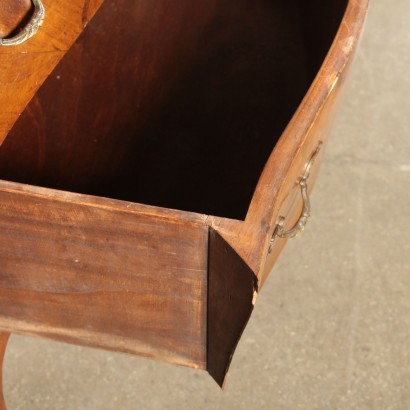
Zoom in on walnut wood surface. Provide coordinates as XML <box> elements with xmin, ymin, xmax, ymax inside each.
<box><xmin>0</xmin><ymin>0</ymin><xmax>32</xmax><ymax>38</ymax></box>
<box><xmin>0</xmin><ymin>181</ymin><xmax>208</xmax><ymax>368</ymax></box>
<box><xmin>0</xmin><ymin>0</ymin><xmax>104</xmax><ymax>145</ymax></box>
<box><xmin>0</xmin><ymin>0</ymin><xmax>369</xmax><ymax>390</ymax></box>
<box><xmin>0</xmin><ymin>0</ymin><xmax>311</xmax><ymax>220</ymax></box>
<box><xmin>0</xmin><ymin>333</ymin><xmax>9</xmax><ymax>410</ymax></box>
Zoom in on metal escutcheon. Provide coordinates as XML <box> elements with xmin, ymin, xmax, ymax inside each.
<box><xmin>269</xmin><ymin>142</ymin><xmax>323</xmax><ymax>253</ymax></box>
<box><xmin>0</xmin><ymin>0</ymin><xmax>45</xmax><ymax>46</ymax></box>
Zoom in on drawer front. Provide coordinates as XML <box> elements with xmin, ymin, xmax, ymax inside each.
<box><xmin>260</xmin><ymin>75</ymin><xmax>346</xmax><ymax>285</ymax></box>
<box><xmin>208</xmin><ymin>0</ymin><xmax>368</xmax><ymax>287</ymax></box>
<box><xmin>261</xmin><ymin>139</ymin><xmax>327</xmax><ymax>286</ymax></box>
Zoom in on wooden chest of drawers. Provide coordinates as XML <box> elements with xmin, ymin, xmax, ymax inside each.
<box><xmin>0</xmin><ymin>0</ymin><xmax>368</xmax><ymax>402</ymax></box>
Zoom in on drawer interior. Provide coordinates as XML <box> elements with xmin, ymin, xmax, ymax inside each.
<box><xmin>0</xmin><ymin>0</ymin><xmax>347</xmax><ymax>220</ymax></box>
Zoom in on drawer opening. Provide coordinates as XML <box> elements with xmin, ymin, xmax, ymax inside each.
<box><xmin>0</xmin><ymin>0</ymin><xmax>347</xmax><ymax>220</ymax></box>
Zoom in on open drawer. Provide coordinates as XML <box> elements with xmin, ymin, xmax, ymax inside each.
<box><xmin>0</xmin><ymin>0</ymin><xmax>368</xmax><ymax>391</ymax></box>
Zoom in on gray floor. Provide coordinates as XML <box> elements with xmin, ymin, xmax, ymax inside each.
<box><xmin>4</xmin><ymin>1</ymin><xmax>410</xmax><ymax>409</ymax></box>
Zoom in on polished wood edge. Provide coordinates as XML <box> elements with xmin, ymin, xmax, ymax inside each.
<box><xmin>0</xmin><ymin>323</ymin><xmax>206</xmax><ymax>370</ymax></box>
<box><xmin>0</xmin><ymin>332</ymin><xmax>10</xmax><ymax>410</ymax></box>
<box><xmin>207</xmin><ymin>229</ymin><xmax>257</xmax><ymax>388</ymax></box>
<box><xmin>0</xmin><ymin>179</ymin><xmax>208</xmax><ymax>225</ymax></box>
<box><xmin>248</xmin><ymin>0</ymin><xmax>370</xmax><ymax>222</ymax></box>
<box><xmin>210</xmin><ymin>0</ymin><xmax>370</xmax><ymax>278</ymax></box>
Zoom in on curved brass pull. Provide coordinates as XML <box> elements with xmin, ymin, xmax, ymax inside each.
<box><xmin>269</xmin><ymin>142</ymin><xmax>322</xmax><ymax>252</ymax></box>
<box><xmin>0</xmin><ymin>0</ymin><xmax>45</xmax><ymax>46</ymax></box>
<box><xmin>275</xmin><ymin>178</ymin><xmax>311</xmax><ymax>239</ymax></box>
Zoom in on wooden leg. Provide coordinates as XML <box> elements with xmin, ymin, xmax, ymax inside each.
<box><xmin>0</xmin><ymin>333</ymin><xmax>10</xmax><ymax>410</ymax></box>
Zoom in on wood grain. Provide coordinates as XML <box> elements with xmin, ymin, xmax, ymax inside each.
<box><xmin>210</xmin><ymin>0</ymin><xmax>369</xmax><ymax>283</ymax></box>
<box><xmin>0</xmin><ymin>0</ymin><xmax>104</xmax><ymax>145</ymax></box>
<box><xmin>208</xmin><ymin>229</ymin><xmax>257</xmax><ymax>387</ymax></box>
<box><xmin>0</xmin><ymin>0</ymin><xmax>369</xmax><ymax>388</ymax></box>
<box><xmin>0</xmin><ymin>0</ymin><xmax>32</xmax><ymax>38</ymax></box>
<box><xmin>0</xmin><ymin>181</ymin><xmax>208</xmax><ymax>368</ymax></box>
<box><xmin>0</xmin><ymin>0</ymin><xmax>310</xmax><ymax>220</ymax></box>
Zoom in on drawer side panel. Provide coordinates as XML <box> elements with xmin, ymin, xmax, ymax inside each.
<box><xmin>0</xmin><ymin>185</ymin><xmax>208</xmax><ymax>368</ymax></box>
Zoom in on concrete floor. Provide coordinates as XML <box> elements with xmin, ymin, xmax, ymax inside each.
<box><xmin>4</xmin><ymin>1</ymin><xmax>410</xmax><ymax>409</ymax></box>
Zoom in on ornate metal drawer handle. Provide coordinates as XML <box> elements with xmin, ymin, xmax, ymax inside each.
<box><xmin>269</xmin><ymin>142</ymin><xmax>323</xmax><ymax>252</ymax></box>
<box><xmin>0</xmin><ymin>0</ymin><xmax>45</xmax><ymax>46</ymax></box>
<box><xmin>275</xmin><ymin>178</ymin><xmax>311</xmax><ymax>240</ymax></box>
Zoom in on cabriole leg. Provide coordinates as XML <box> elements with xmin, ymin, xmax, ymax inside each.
<box><xmin>0</xmin><ymin>333</ymin><xmax>10</xmax><ymax>410</ymax></box>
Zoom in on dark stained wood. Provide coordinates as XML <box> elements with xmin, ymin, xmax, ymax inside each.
<box><xmin>0</xmin><ymin>0</ymin><xmax>369</xmax><ymax>391</ymax></box>
<box><xmin>0</xmin><ymin>0</ymin><xmax>32</xmax><ymax>38</ymax></box>
<box><xmin>0</xmin><ymin>181</ymin><xmax>208</xmax><ymax>368</ymax></box>
<box><xmin>299</xmin><ymin>1</ymin><xmax>350</xmax><ymax>80</ymax></box>
<box><xmin>0</xmin><ymin>332</ymin><xmax>9</xmax><ymax>410</ymax></box>
<box><xmin>208</xmin><ymin>229</ymin><xmax>257</xmax><ymax>387</ymax></box>
<box><xmin>0</xmin><ymin>0</ymin><xmax>312</xmax><ymax>220</ymax></box>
